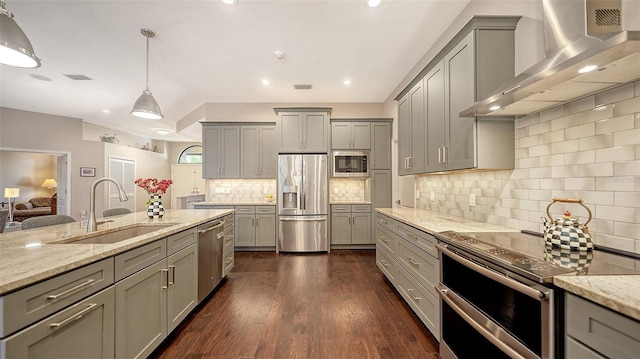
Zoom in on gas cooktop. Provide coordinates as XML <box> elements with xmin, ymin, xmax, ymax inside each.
<box><xmin>435</xmin><ymin>230</ymin><xmax>640</xmax><ymax>284</ymax></box>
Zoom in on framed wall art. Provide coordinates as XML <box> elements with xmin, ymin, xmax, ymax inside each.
<box><xmin>80</xmin><ymin>167</ymin><xmax>96</xmax><ymax>177</ymax></box>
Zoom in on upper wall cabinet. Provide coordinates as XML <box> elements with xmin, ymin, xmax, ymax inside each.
<box><xmin>202</xmin><ymin>124</ymin><xmax>240</xmax><ymax>179</ymax></box>
<box><xmin>241</xmin><ymin>125</ymin><xmax>277</xmax><ymax>178</ymax></box>
<box><xmin>397</xmin><ymin>16</ymin><xmax>519</xmax><ymax>175</ymax></box>
<box><xmin>275</xmin><ymin>108</ymin><xmax>331</xmax><ymax>153</ymax></box>
<box><xmin>331</xmin><ymin>121</ymin><xmax>370</xmax><ymax>150</ymax></box>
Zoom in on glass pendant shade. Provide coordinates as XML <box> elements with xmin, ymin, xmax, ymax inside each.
<box><xmin>131</xmin><ymin>88</ymin><xmax>163</xmax><ymax>120</ymax></box>
<box><xmin>0</xmin><ymin>2</ymin><xmax>41</xmax><ymax>68</ymax></box>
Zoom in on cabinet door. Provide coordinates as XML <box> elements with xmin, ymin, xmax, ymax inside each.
<box><xmin>351</xmin><ymin>212</ymin><xmax>372</xmax><ymax>244</ymax></box>
<box><xmin>424</xmin><ymin>61</ymin><xmax>446</xmax><ymax>173</ymax></box>
<box><xmin>445</xmin><ymin>31</ymin><xmax>476</xmax><ymax>171</ymax></box>
<box><xmin>371</xmin><ymin>122</ymin><xmax>391</xmax><ymax>170</ymax></box>
<box><xmin>115</xmin><ymin>260</ymin><xmax>167</xmax><ymax>359</ymax></box>
<box><xmin>255</xmin><ymin>214</ymin><xmax>276</xmax><ymax>246</ymax></box>
<box><xmin>235</xmin><ymin>214</ymin><xmax>256</xmax><ymax>246</ymax></box>
<box><xmin>241</xmin><ymin>126</ymin><xmax>260</xmax><ymax>178</ymax></box>
<box><xmin>220</xmin><ymin>126</ymin><xmax>240</xmax><ymax>178</ymax></box>
<box><xmin>202</xmin><ymin>126</ymin><xmax>221</xmax><ymax>178</ymax></box>
<box><xmin>193</xmin><ymin>164</ymin><xmax>205</xmax><ymax>194</ymax></box>
<box><xmin>331</xmin><ymin>213</ymin><xmax>351</xmax><ymax>244</ymax></box>
<box><xmin>370</xmin><ymin>170</ymin><xmax>392</xmax><ymax>209</ymax></box>
<box><xmin>167</xmin><ymin>244</ymin><xmax>197</xmax><ymax>333</ymax></box>
<box><xmin>278</xmin><ymin>112</ymin><xmax>303</xmax><ymax>153</ymax></box>
<box><xmin>331</xmin><ymin>122</ymin><xmax>351</xmax><ymax>149</ymax></box>
<box><xmin>397</xmin><ymin>94</ymin><xmax>411</xmax><ymax>176</ymax></box>
<box><xmin>303</xmin><ymin>112</ymin><xmax>328</xmax><ymax>152</ymax></box>
<box><xmin>259</xmin><ymin>126</ymin><xmax>277</xmax><ymax>178</ymax></box>
<box><xmin>409</xmin><ymin>79</ymin><xmax>425</xmax><ymax>174</ymax></box>
<box><xmin>2</xmin><ymin>287</ymin><xmax>115</xmax><ymax>359</ymax></box>
<box><xmin>352</xmin><ymin>122</ymin><xmax>371</xmax><ymax>149</ymax></box>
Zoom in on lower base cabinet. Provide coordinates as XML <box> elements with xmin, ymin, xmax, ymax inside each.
<box><xmin>1</xmin><ymin>287</ymin><xmax>115</xmax><ymax>359</ymax></box>
<box><xmin>235</xmin><ymin>206</ymin><xmax>276</xmax><ymax>248</ymax></box>
<box><xmin>331</xmin><ymin>204</ymin><xmax>372</xmax><ymax>245</ymax></box>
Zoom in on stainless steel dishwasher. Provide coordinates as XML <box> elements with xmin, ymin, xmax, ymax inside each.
<box><xmin>197</xmin><ymin>220</ymin><xmax>224</xmax><ymax>303</ymax></box>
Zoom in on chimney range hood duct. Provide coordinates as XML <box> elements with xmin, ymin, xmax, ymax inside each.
<box><xmin>462</xmin><ymin>0</ymin><xmax>640</xmax><ymax>118</ymax></box>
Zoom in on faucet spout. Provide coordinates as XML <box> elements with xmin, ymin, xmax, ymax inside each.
<box><xmin>88</xmin><ymin>177</ymin><xmax>129</xmax><ymax>232</ymax></box>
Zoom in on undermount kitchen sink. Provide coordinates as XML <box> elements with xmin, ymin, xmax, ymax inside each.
<box><xmin>55</xmin><ymin>223</ymin><xmax>175</xmax><ymax>244</ymax></box>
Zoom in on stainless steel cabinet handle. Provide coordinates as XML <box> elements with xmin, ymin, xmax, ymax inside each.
<box><xmin>161</xmin><ymin>268</ymin><xmax>169</xmax><ymax>289</ymax></box>
<box><xmin>438</xmin><ymin>147</ymin><xmax>443</xmax><ymax>163</ymax></box>
<box><xmin>380</xmin><ymin>237</ymin><xmax>389</xmax><ymax>243</ymax></box>
<box><xmin>169</xmin><ymin>265</ymin><xmax>175</xmax><ymax>285</ymax></box>
<box><xmin>380</xmin><ymin>259</ymin><xmax>390</xmax><ymax>267</ymax></box>
<box><xmin>407</xmin><ymin>289</ymin><xmax>420</xmax><ymax>301</ymax></box>
<box><xmin>50</xmin><ymin>303</ymin><xmax>99</xmax><ymax>329</ymax></box>
<box><xmin>225</xmin><ymin>258</ymin><xmax>233</xmax><ymax>264</ymax></box>
<box><xmin>443</xmin><ymin>147</ymin><xmax>448</xmax><ymax>163</ymax></box>
<box><xmin>47</xmin><ymin>279</ymin><xmax>95</xmax><ymax>300</ymax></box>
<box><xmin>408</xmin><ymin>257</ymin><xmax>419</xmax><ymax>266</ymax></box>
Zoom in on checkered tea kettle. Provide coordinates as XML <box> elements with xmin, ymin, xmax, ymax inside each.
<box><xmin>543</xmin><ymin>198</ymin><xmax>593</xmax><ymax>251</ymax></box>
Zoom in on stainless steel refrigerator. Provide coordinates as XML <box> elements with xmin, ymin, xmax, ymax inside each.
<box><xmin>277</xmin><ymin>154</ymin><xmax>328</xmax><ymax>252</ymax></box>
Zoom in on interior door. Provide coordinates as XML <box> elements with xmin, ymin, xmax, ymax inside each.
<box><xmin>56</xmin><ymin>155</ymin><xmax>68</xmax><ymax>215</ymax></box>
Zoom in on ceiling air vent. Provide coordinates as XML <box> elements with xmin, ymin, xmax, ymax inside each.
<box><xmin>64</xmin><ymin>74</ymin><xmax>94</xmax><ymax>80</ymax></box>
<box><xmin>293</xmin><ymin>84</ymin><xmax>312</xmax><ymax>90</ymax></box>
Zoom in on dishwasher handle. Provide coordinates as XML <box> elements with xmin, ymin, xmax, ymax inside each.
<box><xmin>198</xmin><ymin>221</ymin><xmax>224</xmax><ymax>234</ymax></box>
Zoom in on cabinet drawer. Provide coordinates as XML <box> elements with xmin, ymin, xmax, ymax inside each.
<box><xmin>566</xmin><ymin>293</ymin><xmax>640</xmax><ymax>359</ymax></box>
<box><xmin>376</xmin><ymin>245</ymin><xmax>397</xmax><ymax>285</ymax></box>
<box><xmin>223</xmin><ymin>225</ymin><xmax>235</xmax><ymax>252</ymax></box>
<box><xmin>234</xmin><ymin>206</ymin><xmax>256</xmax><ymax>214</ymax></box>
<box><xmin>352</xmin><ymin>204</ymin><xmax>371</xmax><ymax>213</ymax></box>
<box><xmin>1</xmin><ymin>286</ymin><xmax>115</xmax><ymax>358</ymax></box>
<box><xmin>0</xmin><ymin>258</ymin><xmax>114</xmax><ymax>338</ymax></box>
<box><xmin>566</xmin><ymin>336</ymin><xmax>604</xmax><ymax>359</ymax></box>
<box><xmin>331</xmin><ymin>204</ymin><xmax>351</xmax><ymax>213</ymax></box>
<box><xmin>222</xmin><ymin>214</ymin><xmax>234</xmax><ymax>227</ymax></box>
<box><xmin>223</xmin><ymin>249</ymin><xmax>235</xmax><ymax>277</ymax></box>
<box><xmin>397</xmin><ymin>240</ymin><xmax>439</xmax><ymax>298</ymax></box>
<box><xmin>166</xmin><ymin>228</ymin><xmax>197</xmax><ymax>255</ymax></box>
<box><xmin>396</xmin><ymin>222</ymin><xmax>437</xmax><ymax>257</ymax></box>
<box><xmin>376</xmin><ymin>225</ymin><xmax>397</xmax><ymax>255</ymax></box>
<box><xmin>115</xmin><ymin>239</ymin><xmax>167</xmax><ymax>281</ymax></box>
<box><xmin>377</xmin><ymin>214</ymin><xmax>397</xmax><ymax>233</ymax></box>
<box><xmin>396</xmin><ymin>266</ymin><xmax>440</xmax><ymax>341</ymax></box>
<box><xmin>256</xmin><ymin>206</ymin><xmax>275</xmax><ymax>214</ymax></box>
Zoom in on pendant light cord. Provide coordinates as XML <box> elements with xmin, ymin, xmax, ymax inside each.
<box><xmin>141</xmin><ymin>28</ymin><xmax>155</xmax><ymax>91</ymax></box>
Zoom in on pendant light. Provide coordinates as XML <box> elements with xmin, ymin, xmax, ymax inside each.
<box><xmin>0</xmin><ymin>0</ymin><xmax>40</xmax><ymax>68</ymax></box>
<box><xmin>131</xmin><ymin>28</ymin><xmax>163</xmax><ymax>120</ymax></box>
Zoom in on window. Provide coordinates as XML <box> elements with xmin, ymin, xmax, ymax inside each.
<box><xmin>177</xmin><ymin>145</ymin><xmax>203</xmax><ymax>164</ymax></box>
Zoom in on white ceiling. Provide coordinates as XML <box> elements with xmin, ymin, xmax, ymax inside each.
<box><xmin>0</xmin><ymin>0</ymin><xmax>470</xmax><ymax>141</ymax></box>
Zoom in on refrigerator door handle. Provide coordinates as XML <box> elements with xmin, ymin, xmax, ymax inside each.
<box><xmin>279</xmin><ymin>216</ymin><xmax>327</xmax><ymax>222</ymax></box>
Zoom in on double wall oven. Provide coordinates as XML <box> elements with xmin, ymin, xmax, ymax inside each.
<box><xmin>435</xmin><ymin>230</ymin><xmax>639</xmax><ymax>359</ymax></box>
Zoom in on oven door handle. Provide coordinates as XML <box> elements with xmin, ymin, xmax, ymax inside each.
<box><xmin>438</xmin><ymin>285</ymin><xmax>536</xmax><ymax>359</ymax></box>
<box><xmin>436</xmin><ymin>243</ymin><xmax>549</xmax><ymax>301</ymax></box>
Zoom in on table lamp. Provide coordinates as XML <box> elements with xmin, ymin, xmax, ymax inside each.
<box><xmin>41</xmin><ymin>178</ymin><xmax>57</xmax><ymax>194</ymax></box>
<box><xmin>4</xmin><ymin>187</ymin><xmax>19</xmax><ymax>223</ymax></box>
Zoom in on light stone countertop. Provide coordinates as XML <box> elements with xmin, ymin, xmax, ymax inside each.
<box><xmin>331</xmin><ymin>201</ymin><xmax>372</xmax><ymax>205</ymax></box>
<box><xmin>0</xmin><ymin>209</ymin><xmax>233</xmax><ymax>295</ymax></box>
<box><xmin>554</xmin><ymin>275</ymin><xmax>640</xmax><ymax>321</ymax></box>
<box><xmin>194</xmin><ymin>201</ymin><xmax>276</xmax><ymax>206</ymax></box>
<box><xmin>376</xmin><ymin>207</ymin><xmax>518</xmax><ymax>234</ymax></box>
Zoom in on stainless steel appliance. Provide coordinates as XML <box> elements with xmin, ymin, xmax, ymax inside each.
<box><xmin>197</xmin><ymin>219</ymin><xmax>224</xmax><ymax>302</ymax></box>
<box><xmin>332</xmin><ymin>151</ymin><xmax>369</xmax><ymax>178</ymax></box>
<box><xmin>435</xmin><ymin>230</ymin><xmax>640</xmax><ymax>359</ymax></box>
<box><xmin>277</xmin><ymin>154</ymin><xmax>328</xmax><ymax>252</ymax></box>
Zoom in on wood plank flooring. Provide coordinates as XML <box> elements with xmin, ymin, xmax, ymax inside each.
<box><xmin>151</xmin><ymin>250</ymin><xmax>439</xmax><ymax>359</ymax></box>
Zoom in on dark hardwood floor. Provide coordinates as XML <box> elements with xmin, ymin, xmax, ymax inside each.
<box><xmin>151</xmin><ymin>250</ymin><xmax>439</xmax><ymax>359</ymax></box>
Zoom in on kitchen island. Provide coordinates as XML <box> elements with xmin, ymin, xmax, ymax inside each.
<box><xmin>0</xmin><ymin>208</ymin><xmax>233</xmax><ymax>359</ymax></box>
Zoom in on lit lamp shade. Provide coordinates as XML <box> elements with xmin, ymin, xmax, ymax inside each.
<box><xmin>4</xmin><ymin>187</ymin><xmax>19</xmax><ymax>198</ymax></box>
<box><xmin>131</xmin><ymin>89</ymin><xmax>163</xmax><ymax>120</ymax></box>
<box><xmin>41</xmin><ymin>178</ymin><xmax>57</xmax><ymax>189</ymax></box>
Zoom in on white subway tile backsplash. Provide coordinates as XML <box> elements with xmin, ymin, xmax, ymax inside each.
<box><xmin>519</xmin><ymin>135</ymin><xmax>541</xmax><ymax>148</ymax></box>
<box><xmin>539</xmin><ymin>131</ymin><xmax>565</xmax><ymax>144</ymax></box>
<box><xmin>577</xmin><ymin>106</ymin><xmax>613</xmax><ymax>124</ymax></box>
<box><xmin>551</xmin><ymin>139</ymin><xmax>579</xmax><ymax>153</ymax></box>
<box><xmin>529</xmin><ymin>144</ymin><xmax>551</xmax><ymax>157</ymax></box>
<box><xmin>613</xmin><ymin>128</ymin><xmax>640</xmax><ymax>146</ymax></box>
<box><xmin>595</xmin><ymin>233</ymin><xmax>635</xmax><ymax>252</ymax></box>
<box><xmin>596</xmin><ymin>205</ymin><xmax>636</xmax><ymax>222</ymax></box>
<box><xmin>539</xmin><ymin>105</ymin><xmax>565</xmax><ymax>122</ymax></box>
<box><xmin>579</xmin><ymin>191</ymin><xmax>614</xmax><ymax>206</ymax></box>
<box><xmin>551</xmin><ymin>165</ymin><xmax>580</xmax><ymax>178</ymax></box>
<box><xmin>564</xmin><ymin>150</ymin><xmax>595</xmax><ymax>165</ymax></box>
<box><xmin>540</xmin><ymin>178</ymin><xmax>564</xmax><ymax>189</ymax></box>
<box><xmin>579</xmin><ymin>162</ymin><xmax>613</xmax><ymax>177</ymax></box>
<box><xmin>539</xmin><ymin>154</ymin><xmax>565</xmax><ymax>167</ymax></box>
<box><xmin>614</xmin><ymin>191</ymin><xmax>640</xmax><ymax>207</ymax></box>
<box><xmin>595</xmin><ymin>145</ymin><xmax>635</xmax><ymax>162</ymax></box>
<box><xmin>595</xmin><ymin>114</ymin><xmax>634</xmax><ymax>134</ymax></box>
<box><xmin>578</xmin><ymin>133</ymin><xmax>614</xmax><ymax>150</ymax></box>
<box><xmin>614</xmin><ymin>160</ymin><xmax>640</xmax><ymax>176</ymax></box>
<box><xmin>551</xmin><ymin>114</ymin><xmax>578</xmax><ymax>131</ymax></box>
<box><xmin>565</xmin><ymin>96</ymin><xmax>595</xmax><ymax>115</ymax></box>
<box><xmin>595</xmin><ymin>83</ymin><xmax>634</xmax><ymax>106</ymax></box>
<box><xmin>529</xmin><ymin>121</ymin><xmax>551</xmax><ymax>136</ymax></box>
<box><xmin>596</xmin><ymin>176</ymin><xmax>636</xmax><ymax>191</ymax></box>
<box><xmin>613</xmin><ymin>96</ymin><xmax>640</xmax><ymax>117</ymax></box>
<box><xmin>516</xmin><ymin>113</ymin><xmax>540</xmax><ymax>128</ymax></box>
<box><xmin>565</xmin><ymin>123</ymin><xmax>595</xmax><ymax>139</ymax></box>
<box><xmin>614</xmin><ymin>222</ymin><xmax>640</xmax><ymax>240</ymax></box>
<box><xmin>565</xmin><ymin>177</ymin><xmax>595</xmax><ymax>191</ymax></box>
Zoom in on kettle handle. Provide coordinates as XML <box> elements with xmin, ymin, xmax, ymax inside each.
<box><xmin>546</xmin><ymin>198</ymin><xmax>592</xmax><ymax>227</ymax></box>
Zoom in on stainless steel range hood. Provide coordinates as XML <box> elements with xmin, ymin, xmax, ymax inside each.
<box><xmin>462</xmin><ymin>0</ymin><xmax>640</xmax><ymax>118</ymax></box>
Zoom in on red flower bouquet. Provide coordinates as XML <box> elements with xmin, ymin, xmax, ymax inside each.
<box><xmin>134</xmin><ymin>178</ymin><xmax>173</xmax><ymax>194</ymax></box>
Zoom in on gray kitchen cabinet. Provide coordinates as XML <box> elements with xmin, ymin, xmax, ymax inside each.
<box><xmin>222</xmin><ymin>214</ymin><xmax>235</xmax><ymax>276</ymax></box>
<box><xmin>202</xmin><ymin>124</ymin><xmax>240</xmax><ymax>178</ymax></box>
<box><xmin>166</xmin><ymin>244</ymin><xmax>198</xmax><ymax>333</ymax></box>
<box><xmin>370</xmin><ymin>121</ymin><xmax>391</xmax><ymax>170</ymax></box>
<box><xmin>275</xmin><ymin>109</ymin><xmax>330</xmax><ymax>153</ymax></box>
<box><xmin>0</xmin><ymin>286</ymin><xmax>115</xmax><ymax>359</ymax></box>
<box><xmin>424</xmin><ymin>60</ymin><xmax>446</xmax><ymax>172</ymax></box>
<box><xmin>398</xmin><ymin>80</ymin><xmax>425</xmax><ymax>175</ymax></box>
<box><xmin>330</xmin><ymin>204</ymin><xmax>372</xmax><ymax>245</ymax></box>
<box><xmin>331</xmin><ymin>121</ymin><xmax>370</xmax><ymax>149</ymax></box>
<box><xmin>241</xmin><ymin>125</ymin><xmax>277</xmax><ymax>178</ymax></box>
<box><xmin>565</xmin><ymin>293</ymin><xmax>640</xmax><ymax>359</ymax></box>
<box><xmin>234</xmin><ymin>206</ymin><xmax>276</xmax><ymax>248</ymax></box>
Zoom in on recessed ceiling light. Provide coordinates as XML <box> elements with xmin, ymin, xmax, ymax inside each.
<box><xmin>578</xmin><ymin>65</ymin><xmax>598</xmax><ymax>74</ymax></box>
<box><xmin>102</xmin><ymin>109</ymin><xmax>111</xmax><ymax>113</ymax></box>
<box><xmin>222</xmin><ymin>0</ymin><xmax>238</xmax><ymax>5</ymax></box>
<box><xmin>261</xmin><ymin>79</ymin><xmax>270</xmax><ymax>85</ymax></box>
<box><xmin>273</xmin><ymin>50</ymin><xmax>284</xmax><ymax>59</ymax></box>
<box><xmin>489</xmin><ymin>105</ymin><xmax>501</xmax><ymax>111</ymax></box>
<box><xmin>368</xmin><ymin>0</ymin><xmax>381</xmax><ymax>7</ymax></box>
<box><xmin>343</xmin><ymin>79</ymin><xmax>352</xmax><ymax>85</ymax></box>
<box><xmin>152</xmin><ymin>128</ymin><xmax>173</xmax><ymax>135</ymax></box>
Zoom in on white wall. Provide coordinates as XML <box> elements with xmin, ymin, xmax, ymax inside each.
<box><xmin>0</xmin><ymin>151</ymin><xmax>57</xmax><ymax>203</ymax></box>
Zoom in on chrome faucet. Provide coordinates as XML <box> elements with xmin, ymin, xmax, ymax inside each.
<box><xmin>87</xmin><ymin>177</ymin><xmax>129</xmax><ymax>232</ymax></box>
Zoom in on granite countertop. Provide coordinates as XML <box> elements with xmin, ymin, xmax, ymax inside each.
<box><xmin>331</xmin><ymin>201</ymin><xmax>372</xmax><ymax>205</ymax></box>
<box><xmin>194</xmin><ymin>201</ymin><xmax>276</xmax><ymax>206</ymax></box>
<box><xmin>175</xmin><ymin>193</ymin><xmax>206</xmax><ymax>198</ymax></box>
<box><xmin>554</xmin><ymin>275</ymin><xmax>640</xmax><ymax>321</ymax></box>
<box><xmin>376</xmin><ymin>207</ymin><xmax>518</xmax><ymax>234</ymax></box>
<box><xmin>0</xmin><ymin>209</ymin><xmax>232</xmax><ymax>295</ymax></box>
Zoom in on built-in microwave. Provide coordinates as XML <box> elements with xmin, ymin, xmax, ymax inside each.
<box><xmin>332</xmin><ymin>151</ymin><xmax>369</xmax><ymax>178</ymax></box>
